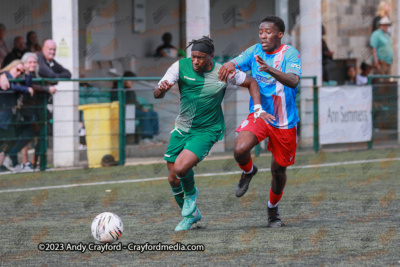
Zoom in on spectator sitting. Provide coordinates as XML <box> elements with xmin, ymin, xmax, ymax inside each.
<box><xmin>344</xmin><ymin>66</ymin><xmax>357</xmax><ymax>85</ymax></box>
<box><xmin>8</xmin><ymin>53</ymin><xmax>57</xmax><ymax>172</ymax></box>
<box><xmin>26</xmin><ymin>31</ymin><xmax>41</xmax><ymax>53</ymax></box>
<box><xmin>3</xmin><ymin>36</ymin><xmax>28</xmax><ymax>67</ymax></box>
<box><xmin>111</xmin><ymin>71</ymin><xmax>159</xmax><ymax>144</ymax></box>
<box><xmin>0</xmin><ymin>60</ymin><xmax>34</xmax><ymax>172</ymax></box>
<box><xmin>38</xmin><ymin>39</ymin><xmax>71</xmax><ymax>78</ymax></box>
<box><xmin>356</xmin><ymin>62</ymin><xmax>372</xmax><ymax>85</ymax></box>
<box><xmin>0</xmin><ymin>23</ymin><xmax>10</xmax><ymax>65</ymax></box>
<box><xmin>155</xmin><ymin>32</ymin><xmax>178</xmax><ymax>58</ymax></box>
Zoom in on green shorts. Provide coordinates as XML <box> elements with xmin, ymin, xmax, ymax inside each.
<box><xmin>164</xmin><ymin>128</ymin><xmax>220</xmax><ymax>163</ymax></box>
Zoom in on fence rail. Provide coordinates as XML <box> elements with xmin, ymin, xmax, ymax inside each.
<box><xmin>1</xmin><ymin>75</ymin><xmax>398</xmax><ymax>170</ymax></box>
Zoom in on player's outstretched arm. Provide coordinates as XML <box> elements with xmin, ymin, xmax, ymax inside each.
<box><xmin>240</xmin><ymin>74</ymin><xmax>275</xmax><ymax>124</ymax></box>
<box><xmin>154</xmin><ymin>80</ymin><xmax>174</xmax><ymax>99</ymax></box>
<box><xmin>240</xmin><ymin>74</ymin><xmax>262</xmax><ymax>106</ymax></box>
<box><xmin>255</xmin><ymin>55</ymin><xmax>299</xmax><ymax>89</ymax></box>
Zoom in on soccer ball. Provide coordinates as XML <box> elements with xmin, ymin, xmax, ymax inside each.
<box><xmin>91</xmin><ymin>212</ymin><xmax>123</xmax><ymax>243</ymax></box>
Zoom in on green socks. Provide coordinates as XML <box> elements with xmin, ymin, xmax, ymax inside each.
<box><xmin>177</xmin><ymin>169</ymin><xmax>196</xmax><ymax>196</ymax></box>
<box><xmin>171</xmin><ymin>185</ymin><xmax>184</xmax><ymax>209</ymax></box>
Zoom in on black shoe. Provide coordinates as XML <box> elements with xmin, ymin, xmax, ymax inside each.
<box><xmin>0</xmin><ymin>165</ymin><xmax>11</xmax><ymax>173</ymax></box>
<box><xmin>235</xmin><ymin>165</ymin><xmax>258</xmax><ymax>197</ymax></box>
<box><xmin>267</xmin><ymin>206</ymin><xmax>284</xmax><ymax>228</ymax></box>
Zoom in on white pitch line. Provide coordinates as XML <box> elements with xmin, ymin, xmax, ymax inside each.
<box><xmin>0</xmin><ymin>157</ymin><xmax>399</xmax><ymax>194</ymax></box>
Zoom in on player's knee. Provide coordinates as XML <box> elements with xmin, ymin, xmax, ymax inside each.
<box><xmin>234</xmin><ymin>143</ymin><xmax>248</xmax><ymax>161</ymax></box>
<box><xmin>173</xmin><ymin>165</ymin><xmax>189</xmax><ymax>178</ymax></box>
<box><xmin>168</xmin><ymin>174</ymin><xmax>180</xmax><ymax>187</ymax></box>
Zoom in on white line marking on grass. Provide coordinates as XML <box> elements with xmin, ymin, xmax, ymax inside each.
<box><xmin>0</xmin><ymin>157</ymin><xmax>399</xmax><ymax>194</ymax></box>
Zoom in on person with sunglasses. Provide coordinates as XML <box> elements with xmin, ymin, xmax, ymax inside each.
<box><xmin>8</xmin><ymin>53</ymin><xmax>57</xmax><ymax>172</ymax></box>
<box><xmin>0</xmin><ymin>60</ymin><xmax>34</xmax><ymax>172</ymax></box>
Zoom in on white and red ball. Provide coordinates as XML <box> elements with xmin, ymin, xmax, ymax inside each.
<box><xmin>91</xmin><ymin>212</ymin><xmax>123</xmax><ymax>243</ymax></box>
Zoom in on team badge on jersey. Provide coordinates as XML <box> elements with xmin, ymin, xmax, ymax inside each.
<box><xmin>241</xmin><ymin>120</ymin><xmax>249</xmax><ymax>128</ymax></box>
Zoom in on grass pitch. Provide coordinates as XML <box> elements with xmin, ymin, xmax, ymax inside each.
<box><xmin>0</xmin><ymin>148</ymin><xmax>399</xmax><ymax>266</ymax></box>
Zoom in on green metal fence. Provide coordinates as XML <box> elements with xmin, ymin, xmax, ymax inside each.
<box><xmin>366</xmin><ymin>75</ymin><xmax>399</xmax><ymax>149</ymax></box>
<box><xmin>6</xmin><ymin>74</ymin><xmax>394</xmax><ymax>169</ymax></box>
<box><xmin>5</xmin><ymin>77</ymin><xmax>162</xmax><ymax>170</ymax></box>
<box><xmin>4</xmin><ymin>76</ymin><xmax>321</xmax><ymax>170</ymax></box>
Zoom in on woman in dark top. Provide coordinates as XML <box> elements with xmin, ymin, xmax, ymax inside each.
<box><xmin>0</xmin><ymin>60</ymin><xmax>33</xmax><ymax>172</ymax></box>
<box><xmin>7</xmin><ymin>53</ymin><xmax>57</xmax><ymax>172</ymax></box>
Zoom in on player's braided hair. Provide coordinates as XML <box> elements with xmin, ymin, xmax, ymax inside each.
<box><xmin>185</xmin><ymin>36</ymin><xmax>215</xmax><ymax>54</ymax></box>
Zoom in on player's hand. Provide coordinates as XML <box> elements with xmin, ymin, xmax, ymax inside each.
<box><xmin>255</xmin><ymin>110</ymin><xmax>275</xmax><ymax>125</ymax></box>
<box><xmin>28</xmin><ymin>87</ymin><xmax>34</xmax><ymax>97</ymax></box>
<box><xmin>48</xmin><ymin>86</ymin><xmax>57</xmax><ymax>95</ymax></box>
<box><xmin>159</xmin><ymin>80</ymin><xmax>174</xmax><ymax>92</ymax></box>
<box><xmin>0</xmin><ymin>73</ymin><xmax>10</xmax><ymax>90</ymax></box>
<box><xmin>374</xmin><ymin>62</ymin><xmax>381</xmax><ymax>70</ymax></box>
<box><xmin>218</xmin><ymin>62</ymin><xmax>236</xmax><ymax>82</ymax></box>
<box><xmin>255</xmin><ymin>55</ymin><xmax>270</xmax><ymax>73</ymax></box>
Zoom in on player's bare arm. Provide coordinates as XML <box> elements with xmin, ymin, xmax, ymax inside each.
<box><xmin>154</xmin><ymin>80</ymin><xmax>173</xmax><ymax>99</ymax></box>
<box><xmin>255</xmin><ymin>55</ymin><xmax>299</xmax><ymax>89</ymax></box>
<box><xmin>240</xmin><ymin>74</ymin><xmax>275</xmax><ymax>124</ymax></box>
<box><xmin>218</xmin><ymin>61</ymin><xmax>236</xmax><ymax>81</ymax></box>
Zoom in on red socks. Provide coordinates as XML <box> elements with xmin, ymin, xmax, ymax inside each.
<box><xmin>238</xmin><ymin>159</ymin><xmax>253</xmax><ymax>173</ymax></box>
<box><xmin>269</xmin><ymin>188</ymin><xmax>283</xmax><ymax>207</ymax></box>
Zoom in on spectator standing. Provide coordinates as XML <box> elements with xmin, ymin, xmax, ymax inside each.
<box><xmin>372</xmin><ymin>1</ymin><xmax>391</xmax><ymax>32</ymax></box>
<box><xmin>322</xmin><ymin>25</ymin><xmax>334</xmax><ymax>82</ymax></box>
<box><xmin>38</xmin><ymin>39</ymin><xmax>71</xmax><ymax>78</ymax></box>
<box><xmin>0</xmin><ymin>24</ymin><xmax>10</xmax><ymax>65</ymax></box>
<box><xmin>26</xmin><ymin>31</ymin><xmax>41</xmax><ymax>53</ymax></box>
<box><xmin>3</xmin><ymin>36</ymin><xmax>28</xmax><ymax>67</ymax></box>
<box><xmin>370</xmin><ymin>17</ymin><xmax>393</xmax><ymax>76</ymax></box>
<box><xmin>8</xmin><ymin>53</ymin><xmax>57</xmax><ymax>172</ymax></box>
<box><xmin>0</xmin><ymin>60</ymin><xmax>34</xmax><ymax>172</ymax></box>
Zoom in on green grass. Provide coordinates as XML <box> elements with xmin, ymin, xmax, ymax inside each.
<box><xmin>0</xmin><ymin>148</ymin><xmax>399</xmax><ymax>266</ymax></box>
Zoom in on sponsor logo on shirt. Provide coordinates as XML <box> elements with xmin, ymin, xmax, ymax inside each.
<box><xmin>184</xmin><ymin>76</ymin><xmax>195</xmax><ymax>81</ymax></box>
<box><xmin>291</xmin><ymin>63</ymin><xmax>301</xmax><ymax>69</ymax></box>
<box><xmin>254</xmin><ymin>74</ymin><xmax>276</xmax><ymax>85</ymax></box>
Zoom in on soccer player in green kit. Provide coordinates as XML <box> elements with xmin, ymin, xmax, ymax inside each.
<box><xmin>154</xmin><ymin>36</ymin><xmax>274</xmax><ymax>231</ymax></box>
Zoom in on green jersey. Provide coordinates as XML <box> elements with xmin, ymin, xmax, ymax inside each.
<box><xmin>159</xmin><ymin>58</ymin><xmax>246</xmax><ymax>141</ymax></box>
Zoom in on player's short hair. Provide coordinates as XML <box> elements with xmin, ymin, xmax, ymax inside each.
<box><xmin>261</xmin><ymin>16</ymin><xmax>285</xmax><ymax>33</ymax></box>
<box><xmin>185</xmin><ymin>36</ymin><xmax>215</xmax><ymax>54</ymax></box>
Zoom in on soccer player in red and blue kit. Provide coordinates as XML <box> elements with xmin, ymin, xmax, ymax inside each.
<box><xmin>219</xmin><ymin>16</ymin><xmax>301</xmax><ymax>228</ymax></box>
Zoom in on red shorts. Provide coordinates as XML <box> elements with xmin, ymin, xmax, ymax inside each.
<box><xmin>236</xmin><ymin>113</ymin><xmax>297</xmax><ymax>167</ymax></box>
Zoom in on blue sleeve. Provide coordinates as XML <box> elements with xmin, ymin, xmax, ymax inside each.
<box><xmin>284</xmin><ymin>48</ymin><xmax>302</xmax><ymax>78</ymax></box>
<box><xmin>230</xmin><ymin>45</ymin><xmax>256</xmax><ymax>72</ymax></box>
<box><xmin>4</xmin><ymin>72</ymin><xmax>29</xmax><ymax>94</ymax></box>
<box><xmin>10</xmin><ymin>83</ymin><xmax>29</xmax><ymax>94</ymax></box>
